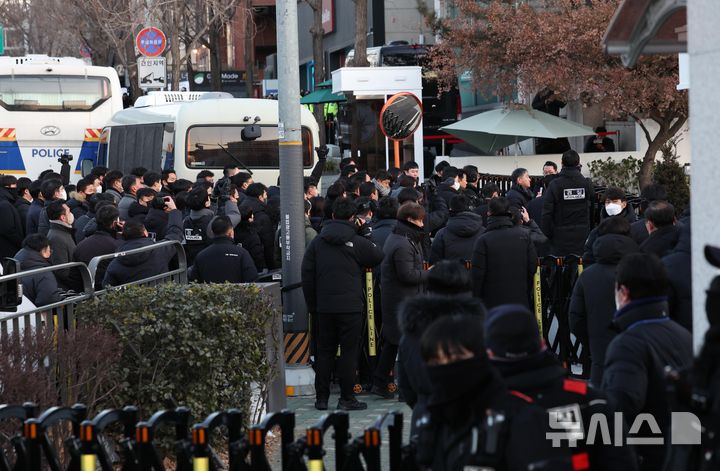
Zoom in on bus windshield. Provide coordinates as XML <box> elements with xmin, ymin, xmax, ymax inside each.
<box><xmin>0</xmin><ymin>75</ymin><xmax>111</xmax><ymax>111</ymax></box>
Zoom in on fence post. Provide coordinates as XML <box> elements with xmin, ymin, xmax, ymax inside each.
<box><xmin>249</xmin><ymin>410</ymin><xmax>295</xmax><ymax>471</ymax></box>
<box><xmin>307</xmin><ymin>411</ymin><xmax>350</xmax><ymax>471</ymax></box>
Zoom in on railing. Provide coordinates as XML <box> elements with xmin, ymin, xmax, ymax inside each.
<box><xmin>0</xmin><ymin>405</ymin><xmax>414</xmax><ymax>471</ymax></box>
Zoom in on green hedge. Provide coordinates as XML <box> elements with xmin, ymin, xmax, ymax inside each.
<box><xmin>76</xmin><ymin>283</ymin><xmax>279</xmax><ymax>422</ymax></box>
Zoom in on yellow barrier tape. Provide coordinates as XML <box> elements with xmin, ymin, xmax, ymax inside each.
<box><xmin>194</xmin><ymin>457</ymin><xmax>210</xmax><ymax>471</ymax></box>
<box><xmin>81</xmin><ymin>455</ymin><xmax>97</xmax><ymax>471</ymax></box>
<box><xmin>534</xmin><ymin>264</ymin><xmax>543</xmax><ymax>339</ymax></box>
<box><xmin>366</xmin><ymin>270</ymin><xmax>377</xmax><ymax>356</ymax></box>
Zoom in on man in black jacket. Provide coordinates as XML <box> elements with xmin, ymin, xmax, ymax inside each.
<box><xmin>301</xmin><ymin>197</ymin><xmax>384</xmax><ymax>411</ymax></box>
<box><xmin>103</xmin><ymin>197</ymin><xmax>183</xmax><ymax>287</ymax></box>
<box><xmin>602</xmin><ymin>253</ymin><xmax>693</xmax><ymax>471</ymax></box>
<box><xmin>189</xmin><ymin>216</ymin><xmax>257</xmax><ymax>283</ymax></box>
<box><xmin>14</xmin><ymin>234</ymin><xmax>63</xmax><ymax>307</ymax></box>
<box><xmin>73</xmin><ymin>205</ymin><xmax>123</xmax><ymax>289</ymax></box>
<box><xmin>640</xmin><ymin>200</ymin><xmax>680</xmax><ymax>258</ymax></box>
<box><xmin>471</xmin><ymin>197</ymin><xmax>536</xmax><ymax>308</ymax></box>
<box><xmin>581</xmin><ymin>187</ymin><xmax>637</xmax><ymax>266</ymax></box>
<box><xmin>486</xmin><ymin>304</ymin><xmax>637</xmax><ymax>470</ymax></box>
<box><xmin>569</xmin><ymin>216</ymin><xmax>639</xmax><ymax>386</ymax></box>
<box><xmin>662</xmin><ymin>222</ymin><xmax>691</xmax><ymax>331</ymax></box>
<box><xmin>46</xmin><ymin>199</ymin><xmax>78</xmax><ymax>291</ymax></box>
<box><xmin>0</xmin><ymin>184</ymin><xmax>24</xmax><ymax>261</ymax></box>
<box><xmin>415</xmin><ymin>315</ymin><xmax>571</xmax><ymax>470</ymax></box>
<box><xmin>629</xmin><ymin>184</ymin><xmax>667</xmax><ymax>244</ymax></box>
<box><xmin>505</xmin><ymin>167</ymin><xmax>534</xmax><ymax>210</ymax></box>
<box><xmin>430</xmin><ymin>195</ymin><xmax>484</xmax><ymax>264</ymax></box>
<box><xmin>239</xmin><ymin>183</ymin><xmax>278</xmax><ymax>270</ymax></box>
<box><xmin>541</xmin><ymin>150</ymin><xmax>595</xmax><ymax>256</ymax></box>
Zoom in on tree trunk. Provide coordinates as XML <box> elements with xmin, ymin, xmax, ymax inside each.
<box><xmin>636</xmin><ymin>115</ymin><xmax>688</xmax><ymax>190</ymax></box>
<box><xmin>170</xmin><ymin>4</ymin><xmax>182</xmax><ymax>91</ymax></box>
<box><xmin>244</xmin><ymin>1</ymin><xmax>255</xmax><ymax>98</ymax></box>
<box><xmin>350</xmin><ymin>0</ymin><xmax>369</xmax><ymax>162</ymax></box>
<box><xmin>209</xmin><ymin>23</ymin><xmax>223</xmax><ymax>91</ymax></box>
<box><xmin>124</xmin><ymin>33</ymin><xmax>140</xmax><ymax>99</ymax></box>
<box><xmin>309</xmin><ymin>0</ymin><xmax>326</xmax><ymax>145</ymax></box>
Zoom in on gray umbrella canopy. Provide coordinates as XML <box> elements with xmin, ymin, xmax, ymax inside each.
<box><xmin>441</xmin><ymin>107</ymin><xmax>595</xmax><ymax>154</ymax></box>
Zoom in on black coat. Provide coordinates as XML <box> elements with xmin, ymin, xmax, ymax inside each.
<box><xmin>569</xmin><ymin>234</ymin><xmax>639</xmax><ymax>386</ymax></box>
<box><xmin>14</xmin><ymin>248</ymin><xmax>62</xmax><ymax>307</ymax></box>
<box><xmin>370</xmin><ymin>218</ymin><xmax>396</xmax><ymax>254</ymax></box>
<box><xmin>144</xmin><ymin>207</ymin><xmax>169</xmax><ymax>240</ymax></box>
<box><xmin>430</xmin><ymin>211</ymin><xmax>484</xmax><ymax>264</ymax></box>
<box><xmin>14</xmin><ymin>198</ymin><xmax>31</xmax><ymax>232</ymax></box>
<box><xmin>581</xmin><ymin>206</ymin><xmax>638</xmax><ymax>266</ymax></box>
<box><xmin>67</xmin><ymin>197</ymin><xmax>89</xmax><ymax>219</ymax></box>
<box><xmin>0</xmin><ymin>187</ymin><xmax>24</xmax><ymax>261</ymax></box>
<box><xmin>437</xmin><ymin>182</ymin><xmax>460</xmax><ymax>208</ymax></box>
<box><xmin>26</xmin><ymin>199</ymin><xmax>43</xmax><ymax>235</ymax></box>
<box><xmin>473</xmin><ymin>199</ymin><xmax>491</xmax><ymax>226</ymax></box>
<box><xmin>471</xmin><ymin>216</ymin><xmax>536</xmax><ymax>309</ymax></box>
<box><xmin>380</xmin><ymin>221</ymin><xmax>428</xmax><ymax>344</ymax></box>
<box><xmin>417</xmin><ymin>366</ymin><xmax>568</xmax><ymax>471</ymax></box>
<box><xmin>640</xmin><ymin>224</ymin><xmax>680</xmax><ymax>258</ymax></box>
<box><xmin>505</xmin><ymin>184</ymin><xmax>533</xmax><ymax>209</ymax></box>
<box><xmin>103</xmin><ymin>210</ymin><xmax>184</xmax><ymax>287</ymax></box>
<box><xmin>662</xmin><ymin>223</ymin><xmax>692</xmax><ymax>331</ymax></box>
<box><xmin>301</xmin><ymin>220</ymin><xmax>383</xmax><ymax>315</ymax></box>
<box><xmin>630</xmin><ymin>218</ymin><xmax>649</xmax><ymax>245</ymax></box>
<box><xmin>493</xmin><ymin>351</ymin><xmax>638</xmax><ymax>470</ymax></box>
<box><xmin>189</xmin><ymin>237</ymin><xmax>258</xmax><ymax>283</ymax></box>
<box><xmin>73</xmin><ymin>229</ymin><xmax>122</xmax><ymax>289</ymax></box>
<box><xmin>47</xmin><ymin>222</ymin><xmax>78</xmax><ymax>291</ymax></box>
<box><xmin>74</xmin><ymin>211</ymin><xmax>95</xmax><ymax>244</ymax></box>
<box><xmin>526</xmin><ymin>194</ymin><xmax>545</xmax><ymax>228</ymax></box>
<box><xmin>602</xmin><ymin>298</ymin><xmax>693</xmax><ymax>471</ymax></box>
<box><xmin>235</xmin><ymin>222</ymin><xmax>266</xmax><ymax>272</ymax></box>
<box><xmin>541</xmin><ymin>167</ymin><xmax>595</xmax><ymax>256</ymax></box>
<box><xmin>240</xmin><ymin>197</ymin><xmax>278</xmax><ymax>269</ymax></box>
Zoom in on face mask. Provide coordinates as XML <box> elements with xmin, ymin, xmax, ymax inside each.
<box><xmin>66</xmin><ymin>211</ymin><xmax>75</xmax><ymax>226</ymax></box>
<box><xmin>59</xmin><ymin>189</ymin><xmax>67</xmax><ymax>201</ymax></box>
<box><xmin>96</xmin><ymin>185</ymin><xmax>103</xmax><ymax>193</ymax></box>
<box><xmin>605</xmin><ymin>202</ymin><xmax>623</xmax><ymax>216</ymax></box>
<box><xmin>452</xmin><ymin>181</ymin><xmax>460</xmax><ymax>191</ymax></box>
<box><xmin>426</xmin><ymin>355</ymin><xmax>491</xmax><ymax>405</ymax></box>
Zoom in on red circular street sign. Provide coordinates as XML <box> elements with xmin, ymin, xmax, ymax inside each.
<box><xmin>136</xmin><ymin>27</ymin><xmax>167</xmax><ymax>57</ymax></box>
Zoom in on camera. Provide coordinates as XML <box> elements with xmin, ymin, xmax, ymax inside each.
<box><xmin>57</xmin><ymin>152</ymin><xmax>74</xmax><ymax>165</ymax></box>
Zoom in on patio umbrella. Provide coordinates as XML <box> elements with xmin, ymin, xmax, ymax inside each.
<box><xmin>440</xmin><ymin>106</ymin><xmax>595</xmax><ymax>154</ymax></box>
<box><xmin>300</xmin><ymin>80</ymin><xmax>346</xmax><ymax>105</ymax></box>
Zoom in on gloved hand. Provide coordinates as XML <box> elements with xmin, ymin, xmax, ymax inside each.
<box><xmin>315</xmin><ymin>145</ymin><xmax>329</xmax><ymax>160</ymax></box>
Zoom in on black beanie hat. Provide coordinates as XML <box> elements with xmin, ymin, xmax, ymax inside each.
<box><xmin>485</xmin><ymin>304</ymin><xmax>542</xmax><ymax>360</ymax></box>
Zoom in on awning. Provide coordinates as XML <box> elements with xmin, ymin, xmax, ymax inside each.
<box><xmin>603</xmin><ymin>0</ymin><xmax>686</xmax><ymax>67</ymax></box>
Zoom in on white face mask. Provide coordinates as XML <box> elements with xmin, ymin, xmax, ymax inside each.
<box><xmin>66</xmin><ymin>211</ymin><xmax>75</xmax><ymax>225</ymax></box>
<box><xmin>614</xmin><ymin>288</ymin><xmax>622</xmax><ymax>311</ymax></box>
<box><xmin>605</xmin><ymin>202</ymin><xmax>623</xmax><ymax>216</ymax></box>
<box><xmin>59</xmin><ymin>189</ymin><xmax>67</xmax><ymax>201</ymax></box>
<box><xmin>452</xmin><ymin>181</ymin><xmax>460</xmax><ymax>191</ymax></box>
<box><xmin>96</xmin><ymin>185</ymin><xmax>103</xmax><ymax>193</ymax></box>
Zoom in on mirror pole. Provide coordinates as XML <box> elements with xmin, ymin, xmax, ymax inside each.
<box><xmin>393</xmin><ymin>140</ymin><xmax>401</xmax><ymax>168</ymax></box>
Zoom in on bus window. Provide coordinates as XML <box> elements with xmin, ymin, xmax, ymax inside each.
<box><xmin>97</xmin><ymin>128</ymin><xmax>110</xmax><ymax>167</ymax></box>
<box><xmin>0</xmin><ymin>75</ymin><xmax>112</xmax><ymax>111</ymax></box>
<box><xmin>161</xmin><ymin>125</ymin><xmax>175</xmax><ymax>170</ymax></box>
<box><xmin>186</xmin><ymin>125</ymin><xmax>313</xmax><ymax>169</ymax></box>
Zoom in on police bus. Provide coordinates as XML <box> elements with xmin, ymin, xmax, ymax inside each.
<box><xmin>0</xmin><ymin>55</ymin><xmax>123</xmax><ymax>181</ymax></box>
<box><xmin>98</xmin><ymin>93</ymin><xmax>320</xmax><ymax>186</ymax></box>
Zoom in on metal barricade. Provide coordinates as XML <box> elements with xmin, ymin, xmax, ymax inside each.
<box><xmin>88</xmin><ymin>240</ymin><xmax>188</xmax><ymax>292</ymax></box>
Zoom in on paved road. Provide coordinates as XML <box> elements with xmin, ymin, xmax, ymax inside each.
<box><xmin>282</xmin><ymin>394</ymin><xmax>412</xmax><ymax>470</ymax></box>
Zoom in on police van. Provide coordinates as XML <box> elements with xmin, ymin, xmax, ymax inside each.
<box><xmin>97</xmin><ymin>93</ymin><xmax>320</xmax><ymax>186</ymax></box>
<box><xmin>0</xmin><ymin>55</ymin><xmax>123</xmax><ymax>181</ymax></box>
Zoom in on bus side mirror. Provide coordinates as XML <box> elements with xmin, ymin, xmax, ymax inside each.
<box><xmin>80</xmin><ymin>159</ymin><xmax>94</xmax><ymax>177</ymax></box>
<box><xmin>241</xmin><ymin>124</ymin><xmax>261</xmax><ymax>141</ymax></box>
<box><xmin>0</xmin><ymin>258</ymin><xmax>22</xmax><ymax>312</ymax></box>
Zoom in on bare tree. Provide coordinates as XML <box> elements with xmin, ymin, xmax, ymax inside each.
<box><xmin>305</xmin><ymin>0</ymin><xmax>327</xmax><ymax>144</ymax></box>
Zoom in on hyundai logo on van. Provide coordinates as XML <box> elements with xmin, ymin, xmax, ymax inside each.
<box><xmin>40</xmin><ymin>126</ymin><xmax>61</xmax><ymax>137</ymax></box>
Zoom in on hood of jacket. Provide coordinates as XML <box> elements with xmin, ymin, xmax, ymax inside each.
<box><xmin>15</xmin><ymin>248</ymin><xmax>52</xmax><ymax>270</ymax></box>
<box><xmin>240</xmin><ymin>197</ymin><xmax>267</xmax><ymax>214</ymax></box>
<box><xmin>485</xmin><ymin>215</ymin><xmax>514</xmax><ymax>231</ymax></box>
<box><xmin>189</xmin><ymin>208</ymin><xmax>214</xmax><ymax>220</ymax></box>
<box><xmin>446</xmin><ymin>211</ymin><xmax>484</xmax><ymax>238</ymax></box>
<box><xmin>318</xmin><ymin>219</ymin><xmax>358</xmax><ymax>245</ymax></box>
<box><xmin>128</xmin><ymin>202</ymin><xmax>150</xmax><ymax>218</ymax></box>
<box><xmin>372</xmin><ymin>218</ymin><xmax>397</xmax><ymax>231</ymax></box>
<box><xmin>491</xmin><ymin>350</ymin><xmax>566</xmax><ymax>391</ymax></box>
<box><xmin>400</xmin><ymin>295</ymin><xmax>486</xmax><ymax>335</ymax></box>
<box><xmin>670</xmin><ymin>223</ymin><xmax>691</xmax><ymax>254</ymax></box>
<box><xmin>115</xmin><ymin>238</ymin><xmax>156</xmax><ymax>266</ymax></box>
<box><xmin>593</xmin><ymin>233</ymin><xmax>639</xmax><ymax>264</ymax></box>
<box><xmin>393</xmin><ymin>219</ymin><xmax>425</xmax><ymax>244</ymax></box>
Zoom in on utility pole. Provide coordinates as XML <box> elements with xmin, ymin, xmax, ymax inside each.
<box><xmin>276</xmin><ymin>0</ymin><xmax>307</xmax><ymax>334</ymax></box>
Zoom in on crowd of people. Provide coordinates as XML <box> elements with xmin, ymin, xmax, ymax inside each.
<box><xmin>0</xmin><ymin>146</ymin><xmax>708</xmax><ymax>469</ymax></box>
<box><xmin>300</xmin><ymin>150</ymin><xmax>702</xmax><ymax>470</ymax></box>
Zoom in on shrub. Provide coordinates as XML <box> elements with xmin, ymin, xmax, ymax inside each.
<box><xmin>587</xmin><ymin>156</ymin><xmax>642</xmax><ymax>194</ymax></box>
<box><xmin>76</xmin><ymin>283</ymin><xmax>280</xmax><ymax>424</ymax></box>
<box><xmin>654</xmin><ymin>137</ymin><xmax>690</xmax><ymax>214</ymax></box>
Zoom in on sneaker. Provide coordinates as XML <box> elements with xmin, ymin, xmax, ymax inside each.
<box><xmin>371</xmin><ymin>385</ymin><xmax>396</xmax><ymax>399</ymax></box>
<box><xmin>315</xmin><ymin>399</ymin><xmax>328</xmax><ymax>410</ymax></box>
<box><xmin>337</xmin><ymin>398</ymin><xmax>368</xmax><ymax>411</ymax></box>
